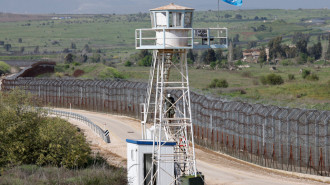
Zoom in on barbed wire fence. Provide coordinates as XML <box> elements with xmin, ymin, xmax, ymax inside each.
<box><xmin>2</xmin><ymin>77</ymin><xmax>329</xmax><ymax>176</ymax></box>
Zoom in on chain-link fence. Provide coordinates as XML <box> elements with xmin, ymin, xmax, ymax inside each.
<box><xmin>2</xmin><ymin>77</ymin><xmax>329</xmax><ymax>176</ymax></box>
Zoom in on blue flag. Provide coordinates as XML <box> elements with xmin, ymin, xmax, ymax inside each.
<box><xmin>222</xmin><ymin>0</ymin><xmax>242</xmax><ymax>6</ymax></box>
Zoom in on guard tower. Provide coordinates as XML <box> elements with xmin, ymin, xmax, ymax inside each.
<box><xmin>136</xmin><ymin>3</ymin><xmax>228</xmax><ymax>184</ymax></box>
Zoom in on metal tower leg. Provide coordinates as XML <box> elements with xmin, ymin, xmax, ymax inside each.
<box><xmin>146</xmin><ymin>49</ymin><xmax>197</xmax><ymax>184</ymax></box>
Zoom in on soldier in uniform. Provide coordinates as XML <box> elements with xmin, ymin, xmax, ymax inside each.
<box><xmin>166</xmin><ymin>94</ymin><xmax>175</xmax><ymax>119</ymax></box>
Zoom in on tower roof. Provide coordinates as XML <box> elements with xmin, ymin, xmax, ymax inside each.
<box><xmin>150</xmin><ymin>3</ymin><xmax>194</xmax><ymax>11</ymax></box>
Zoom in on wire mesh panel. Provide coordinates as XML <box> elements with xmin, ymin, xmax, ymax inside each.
<box><xmin>1</xmin><ymin>77</ymin><xmax>329</xmax><ymax>176</ymax></box>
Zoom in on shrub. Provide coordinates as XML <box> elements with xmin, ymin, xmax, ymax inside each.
<box><xmin>288</xmin><ymin>74</ymin><xmax>295</xmax><ymax>80</ymax></box>
<box><xmin>0</xmin><ymin>90</ymin><xmax>91</xmax><ymax>168</ymax></box>
<box><xmin>73</xmin><ymin>62</ymin><xmax>81</xmax><ymax>66</ymax></box>
<box><xmin>297</xmin><ymin>53</ymin><xmax>308</xmax><ymax>64</ymax></box>
<box><xmin>281</xmin><ymin>59</ymin><xmax>293</xmax><ymax>66</ymax></box>
<box><xmin>241</xmin><ymin>71</ymin><xmax>252</xmax><ymax>78</ymax></box>
<box><xmin>55</xmin><ymin>72</ymin><xmax>64</xmax><ymax>78</ymax></box>
<box><xmin>98</xmin><ymin>67</ymin><xmax>125</xmax><ymax>79</ymax></box>
<box><xmin>306</xmin><ymin>73</ymin><xmax>319</xmax><ymax>81</ymax></box>
<box><xmin>266</xmin><ymin>74</ymin><xmax>284</xmax><ymax>85</ymax></box>
<box><xmin>260</xmin><ymin>74</ymin><xmax>284</xmax><ymax>85</ymax></box>
<box><xmin>208</xmin><ymin>78</ymin><xmax>228</xmax><ymax>88</ymax></box>
<box><xmin>260</xmin><ymin>76</ymin><xmax>267</xmax><ymax>85</ymax></box>
<box><xmin>138</xmin><ymin>55</ymin><xmax>152</xmax><ymax>67</ymax></box>
<box><xmin>0</xmin><ymin>61</ymin><xmax>10</xmax><ymax>75</ymax></box>
<box><xmin>73</xmin><ymin>69</ymin><xmax>85</xmax><ymax>77</ymax></box>
<box><xmin>210</xmin><ymin>61</ymin><xmax>216</xmax><ymax>70</ymax></box>
<box><xmin>217</xmin><ymin>79</ymin><xmax>229</xmax><ymax>88</ymax></box>
<box><xmin>187</xmin><ymin>58</ymin><xmax>194</xmax><ymax>65</ymax></box>
<box><xmin>208</xmin><ymin>79</ymin><xmax>219</xmax><ymax>88</ymax></box>
<box><xmin>252</xmin><ymin>79</ymin><xmax>259</xmax><ymax>85</ymax></box>
<box><xmin>124</xmin><ymin>60</ymin><xmax>132</xmax><ymax>67</ymax></box>
<box><xmin>36</xmin><ymin>117</ymin><xmax>91</xmax><ymax>168</ymax></box>
<box><xmin>302</xmin><ymin>69</ymin><xmax>311</xmax><ymax>79</ymax></box>
<box><xmin>234</xmin><ymin>60</ymin><xmax>243</xmax><ymax>66</ymax></box>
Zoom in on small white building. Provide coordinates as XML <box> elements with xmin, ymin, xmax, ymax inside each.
<box><xmin>126</xmin><ymin>139</ymin><xmax>176</xmax><ymax>185</ymax></box>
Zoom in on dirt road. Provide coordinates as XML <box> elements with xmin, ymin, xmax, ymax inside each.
<box><xmin>57</xmin><ymin>108</ymin><xmax>329</xmax><ymax>185</ymax></box>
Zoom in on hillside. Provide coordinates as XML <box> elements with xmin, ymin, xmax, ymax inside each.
<box><xmin>0</xmin><ymin>9</ymin><xmax>329</xmax><ymax>60</ymax></box>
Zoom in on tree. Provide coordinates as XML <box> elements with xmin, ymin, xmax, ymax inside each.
<box><xmin>233</xmin><ymin>46</ymin><xmax>243</xmax><ymax>60</ymax></box>
<box><xmin>205</xmin><ymin>49</ymin><xmax>216</xmax><ymax>64</ymax></box>
<box><xmin>235</xmin><ymin>14</ymin><xmax>242</xmax><ymax>19</ymax></box>
<box><xmin>268</xmin><ymin>37</ymin><xmax>283</xmax><ymax>60</ymax></box>
<box><xmin>71</xmin><ymin>42</ymin><xmax>76</xmax><ymax>49</ymax></box>
<box><xmin>247</xmin><ymin>41</ymin><xmax>257</xmax><ymax>49</ymax></box>
<box><xmin>138</xmin><ymin>55</ymin><xmax>152</xmax><ymax>66</ymax></box>
<box><xmin>0</xmin><ymin>61</ymin><xmax>10</xmax><ymax>75</ymax></box>
<box><xmin>233</xmin><ymin>34</ymin><xmax>240</xmax><ymax>42</ymax></box>
<box><xmin>81</xmin><ymin>54</ymin><xmax>88</xmax><ymax>63</ymax></box>
<box><xmin>20</xmin><ymin>47</ymin><xmax>25</xmax><ymax>53</ymax></box>
<box><xmin>282</xmin><ymin>45</ymin><xmax>296</xmax><ymax>58</ymax></box>
<box><xmin>224</xmin><ymin>14</ymin><xmax>232</xmax><ymax>18</ymax></box>
<box><xmin>258</xmin><ymin>47</ymin><xmax>267</xmax><ymax>66</ymax></box>
<box><xmin>63</xmin><ymin>48</ymin><xmax>70</xmax><ymax>53</ymax></box>
<box><xmin>296</xmin><ymin>39</ymin><xmax>308</xmax><ymax>54</ymax></box>
<box><xmin>4</xmin><ymin>44</ymin><xmax>11</xmax><ymax>51</ymax></box>
<box><xmin>227</xmin><ymin>42</ymin><xmax>234</xmax><ymax>62</ymax></box>
<box><xmin>325</xmin><ymin>36</ymin><xmax>330</xmax><ymax>60</ymax></box>
<box><xmin>83</xmin><ymin>44</ymin><xmax>92</xmax><ymax>53</ymax></box>
<box><xmin>34</xmin><ymin>46</ymin><xmax>40</xmax><ymax>54</ymax></box>
<box><xmin>200</xmin><ymin>50</ymin><xmax>208</xmax><ymax>64</ymax></box>
<box><xmin>292</xmin><ymin>32</ymin><xmax>310</xmax><ymax>44</ymax></box>
<box><xmin>269</xmin><ymin>26</ymin><xmax>273</xmax><ymax>32</ymax></box>
<box><xmin>215</xmin><ymin>48</ymin><xmax>223</xmax><ymax>61</ymax></box>
<box><xmin>65</xmin><ymin>53</ymin><xmax>74</xmax><ymax>63</ymax></box>
<box><xmin>138</xmin><ymin>49</ymin><xmax>150</xmax><ymax>60</ymax></box>
<box><xmin>92</xmin><ymin>53</ymin><xmax>101</xmax><ymax>63</ymax></box>
<box><xmin>257</xmin><ymin>25</ymin><xmax>267</xmax><ymax>32</ymax></box>
<box><xmin>187</xmin><ymin>49</ymin><xmax>197</xmax><ymax>63</ymax></box>
<box><xmin>308</xmin><ymin>42</ymin><xmax>322</xmax><ymax>60</ymax></box>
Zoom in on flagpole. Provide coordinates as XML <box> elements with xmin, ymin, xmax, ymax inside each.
<box><xmin>217</xmin><ymin>0</ymin><xmax>220</xmax><ymax>27</ymax></box>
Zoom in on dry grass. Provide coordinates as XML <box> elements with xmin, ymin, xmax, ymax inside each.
<box><xmin>0</xmin><ymin>163</ymin><xmax>127</xmax><ymax>185</ymax></box>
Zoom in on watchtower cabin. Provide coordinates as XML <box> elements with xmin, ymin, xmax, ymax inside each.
<box><xmin>135</xmin><ymin>3</ymin><xmax>228</xmax><ymax>49</ymax></box>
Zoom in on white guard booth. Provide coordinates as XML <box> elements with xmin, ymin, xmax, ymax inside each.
<box><xmin>126</xmin><ymin>139</ymin><xmax>176</xmax><ymax>185</ymax></box>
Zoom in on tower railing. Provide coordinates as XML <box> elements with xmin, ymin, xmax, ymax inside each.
<box><xmin>135</xmin><ymin>28</ymin><xmax>228</xmax><ymax>50</ymax></box>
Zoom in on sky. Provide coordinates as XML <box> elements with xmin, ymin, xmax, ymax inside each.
<box><xmin>0</xmin><ymin>0</ymin><xmax>329</xmax><ymax>14</ymax></box>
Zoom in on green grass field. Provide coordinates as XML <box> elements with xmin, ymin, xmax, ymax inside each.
<box><xmin>0</xmin><ymin>9</ymin><xmax>329</xmax><ymax>59</ymax></box>
<box><xmin>0</xmin><ymin>9</ymin><xmax>329</xmax><ymax>110</ymax></box>
<box><xmin>117</xmin><ymin>63</ymin><xmax>330</xmax><ymax>110</ymax></box>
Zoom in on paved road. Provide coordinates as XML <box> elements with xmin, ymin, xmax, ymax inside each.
<box><xmin>58</xmin><ymin>108</ymin><xmax>329</xmax><ymax>185</ymax></box>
